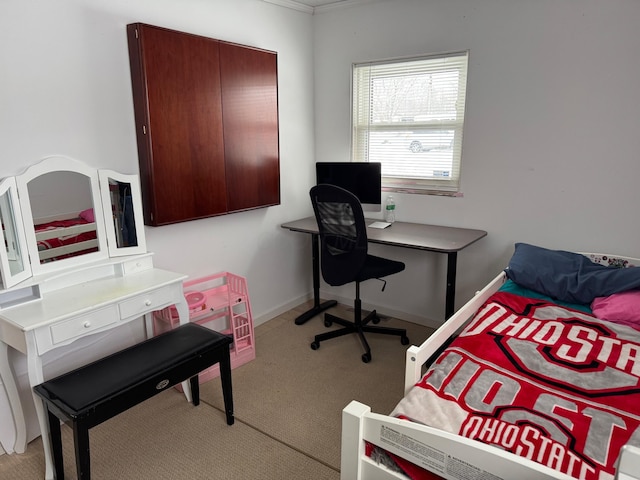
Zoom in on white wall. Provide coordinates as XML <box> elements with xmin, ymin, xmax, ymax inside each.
<box><xmin>313</xmin><ymin>0</ymin><xmax>640</xmax><ymax>324</ymax></box>
<box><xmin>0</xmin><ymin>0</ymin><xmax>315</xmax><ymax>452</ymax></box>
<box><xmin>0</xmin><ymin>0</ymin><xmax>316</xmax><ymax>325</ymax></box>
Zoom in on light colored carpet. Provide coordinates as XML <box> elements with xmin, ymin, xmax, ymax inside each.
<box><xmin>201</xmin><ymin>301</ymin><xmax>435</xmax><ymax>470</ymax></box>
<box><xmin>0</xmin><ymin>300</ymin><xmax>434</xmax><ymax>479</ymax></box>
<box><xmin>0</xmin><ymin>390</ymin><xmax>339</xmax><ymax>480</ymax></box>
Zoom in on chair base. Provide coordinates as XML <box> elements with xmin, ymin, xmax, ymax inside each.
<box><xmin>310</xmin><ymin>309</ymin><xmax>409</xmax><ymax>363</ymax></box>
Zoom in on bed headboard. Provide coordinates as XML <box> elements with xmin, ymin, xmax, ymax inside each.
<box><xmin>582</xmin><ymin>253</ymin><xmax>638</xmax><ymax>268</ymax></box>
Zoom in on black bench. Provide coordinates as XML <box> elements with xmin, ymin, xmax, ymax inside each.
<box><xmin>33</xmin><ymin>323</ymin><xmax>234</xmax><ymax>480</ymax></box>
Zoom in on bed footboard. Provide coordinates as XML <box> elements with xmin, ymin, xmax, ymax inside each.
<box><xmin>342</xmin><ymin>400</ymin><xmax>578</xmax><ymax>480</ymax></box>
<box><xmin>343</xmin><ymin>400</ymin><xmax>640</xmax><ymax>480</ymax></box>
<box><xmin>342</xmin><ymin>401</ymin><xmax>409</xmax><ymax>480</ymax></box>
<box><xmin>618</xmin><ymin>445</ymin><xmax>640</xmax><ymax>480</ymax></box>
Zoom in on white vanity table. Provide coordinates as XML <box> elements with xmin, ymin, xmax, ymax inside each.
<box><xmin>0</xmin><ymin>156</ymin><xmax>189</xmax><ymax>480</ymax></box>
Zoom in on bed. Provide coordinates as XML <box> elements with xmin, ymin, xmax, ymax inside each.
<box><xmin>34</xmin><ymin>208</ymin><xmax>98</xmax><ymax>263</ymax></box>
<box><xmin>341</xmin><ymin>243</ymin><xmax>640</xmax><ymax>480</ymax></box>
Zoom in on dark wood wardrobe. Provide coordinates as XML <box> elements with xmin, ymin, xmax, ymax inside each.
<box><xmin>127</xmin><ymin>23</ymin><xmax>280</xmax><ymax>226</ymax></box>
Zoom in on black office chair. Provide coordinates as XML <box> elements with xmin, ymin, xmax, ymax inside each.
<box><xmin>309</xmin><ymin>184</ymin><xmax>409</xmax><ymax>363</ymax></box>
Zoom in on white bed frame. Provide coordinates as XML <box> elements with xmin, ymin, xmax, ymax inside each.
<box><xmin>34</xmin><ymin>213</ymin><xmax>98</xmax><ymax>262</ymax></box>
<box><xmin>341</xmin><ymin>253</ymin><xmax>640</xmax><ymax>480</ymax></box>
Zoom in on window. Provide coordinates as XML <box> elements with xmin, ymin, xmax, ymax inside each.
<box><xmin>352</xmin><ymin>51</ymin><xmax>469</xmax><ymax>194</ymax></box>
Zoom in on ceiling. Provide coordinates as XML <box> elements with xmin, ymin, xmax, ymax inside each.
<box><xmin>292</xmin><ymin>0</ymin><xmax>349</xmax><ymax>5</ymax></box>
<box><xmin>263</xmin><ymin>0</ymin><xmax>376</xmax><ymax>14</ymax></box>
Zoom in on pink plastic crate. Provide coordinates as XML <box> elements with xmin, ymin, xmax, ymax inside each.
<box><xmin>154</xmin><ymin>272</ymin><xmax>256</xmax><ymax>386</ymax></box>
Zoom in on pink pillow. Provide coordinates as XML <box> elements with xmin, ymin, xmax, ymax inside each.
<box><xmin>79</xmin><ymin>208</ymin><xmax>95</xmax><ymax>223</ymax></box>
<box><xmin>591</xmin><ymin>290</ymin><xmax>640</xmax><ymax>327</ymax></box>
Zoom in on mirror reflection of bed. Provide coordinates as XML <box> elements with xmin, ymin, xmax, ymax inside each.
<box><xmin>27</xmin><ymin>171</ymin><xmax>99</xmax><ymax>264</ymax></box>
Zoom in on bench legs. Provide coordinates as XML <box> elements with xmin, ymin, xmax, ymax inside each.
<box><xmin>190</xmin><ymin>376</ymin><xmax>200</xmax><ymax>406</ymax></box>
<box><xmin>44</xmin><ymin>406</ymin><xmax>92</xmax><ymax>480</ymax></box>
<box><xmin>35</xmin><ymin>324</ymin><xmax>236</xmax><ymax>480</ymax></box>
<box><xmin>220</xmin><ymin>353</ymin><xmax>234</xmax><ymax>425</ymax></box>
<box><xmin>72</xmin><ymin>421</ymin><xmax>91</xmax><ymax>480</ymax></box>
<box><xmin>47</xmin><ymin>409</ymin><xmax>64</xmax><ymax>480</ymax></box>
<box><xmin>43</xmin><ymin>368</ymin><xmax>234</xmax><ymax>479</ymax></box>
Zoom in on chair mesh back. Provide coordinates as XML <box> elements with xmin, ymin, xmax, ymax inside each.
<box><xmin>310</xmin><ymin>185</ymin><xmax>367</xmax><ymax>286</ymax></box>
<box><xmin>316</xmin><ymin>202</ymin><xmax>357</xmax><ymax>256</ymax></box>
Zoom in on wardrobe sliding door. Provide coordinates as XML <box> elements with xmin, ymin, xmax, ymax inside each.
<box><xmin>220</xmin><ymin>42</ymin><xmax>280</xmax><ymax>213</ymax></box>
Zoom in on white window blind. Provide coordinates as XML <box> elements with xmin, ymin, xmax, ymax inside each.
<box><xmin>352</xmin><ymin>51</ymin><xmax>469</xmax><ymax>194</ymax></box>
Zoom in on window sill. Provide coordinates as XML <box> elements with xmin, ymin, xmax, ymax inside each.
<box><xmin>382</xmin><ymin>187</ymin><xmax>464</xmax><ymax>197</ymax></box>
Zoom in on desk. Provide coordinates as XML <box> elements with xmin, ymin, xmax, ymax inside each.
<box><xmin>0</xmin><ymin>256</ymin><xmax>188</xmax><ymax>480</ymax></box>
<box><xmin>281</xmin><ymin>217</ymin><xmax>486</xmax><ymax>324</ymax></box>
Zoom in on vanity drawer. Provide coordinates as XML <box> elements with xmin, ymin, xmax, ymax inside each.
<box><xmin>118</xmin><ymin>285</ymin><xmax>176</xmax><ymax>320</ymax></box>
<box><xmin>50</xmin><ymin>306</ymin><xmax>119</xmax><ymax>345</ymax></box>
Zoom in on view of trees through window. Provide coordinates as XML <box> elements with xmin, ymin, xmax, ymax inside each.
<box><xmin>371</xmin><ymin>71</ymin><xmax>459</xmax><ymax>124</ymax></box>
<box><xmin>352</xmin><ymin>52</ymin><xmax>468</xmax><ymax>193</ymax></box>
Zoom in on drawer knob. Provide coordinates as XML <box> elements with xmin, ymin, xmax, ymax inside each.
<box><xmin>83</xmin><ymin>321</ymin><xmax>91</xmax><ymax>328</ymax></box>
<box><xmin>145</xmin><ymin>300</ymin><xmax>152</xmax><ymax>306</ymax></box>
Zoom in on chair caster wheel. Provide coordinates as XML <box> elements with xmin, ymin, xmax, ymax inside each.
<box><xmin>310</xmin><ymin>342</ymin><xmax>320</xmax><ymax>350</ymax></box>
<box><xmin>324</xmin><ymin>319</ymin><xmax>332</xmax><ymax>328</ymax></box>
<box><xmin>401</xmin><ymin>336</ymin><xmax>410</xmax><ymax>345</ymax></box>
<box><xmin>372</xmin><ymin>317</ymin><xmax>380</xmax><ymax>324</ymax></box>
<box><xmin>362</xmin><ymin>353</ymin><xmax>371</xmax><ymax>363</ymax></box>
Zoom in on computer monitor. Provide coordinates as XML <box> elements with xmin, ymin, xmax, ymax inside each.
<box><xmin>315</xmin><ymin>162</ymin><xmax>382</xmax><ymax>212</ymax></box>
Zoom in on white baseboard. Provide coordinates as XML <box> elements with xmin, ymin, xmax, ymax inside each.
<box><xmin>318</xmin><ymin>290</ymin><xmax>443</xmax><ymax>330</ymax></box>
<box><xmin>253</xmin><ymin>293</ymin><xmax>313</xmax><ymax>327</ymax></box>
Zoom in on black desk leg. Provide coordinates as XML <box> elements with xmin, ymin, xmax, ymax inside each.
<box><xmin>294</xmin><ymin>233</ymin><xmax>337</xmax><ymax>325</ymax></box>
<box><xmin>445</xmin><ymin>252</ymin><xmax>458</xmax><ymax>320</ymax></box>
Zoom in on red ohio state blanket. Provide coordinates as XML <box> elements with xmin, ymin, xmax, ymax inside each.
<box><xmin>391</xmin><ymin>292</ymin><xmax>640</xmax><ymax>480</ymax></box>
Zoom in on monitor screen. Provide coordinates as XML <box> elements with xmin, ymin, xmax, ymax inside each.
<box><xmin>315</xmin><ymin>162</ymin><xmax>382</xmax><ymax>212</ymax></box>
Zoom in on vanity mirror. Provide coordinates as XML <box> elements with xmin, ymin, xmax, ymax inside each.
<box><xmin>0</xmin><ymin>155</ymin><xmax>147</xmax><ymax>286</ymax></box>
<box><xmin>16</xmin><ymin>156</ymin><xmax>109</xmax><ymax>277</ymax></box>
<box><xmin>0</xmin><ymin>177</ymin><xmax>32</xmax><ymax>289</ymax></box>
<box><xmin>99</xmin><ymin>169</ymin><xmax>146</xmax><ymax>257</ymax></box>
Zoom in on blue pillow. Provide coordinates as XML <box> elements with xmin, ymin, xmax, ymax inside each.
<box><xmin>505</xmin><ymin>243</ymin><xmax>640</xmax><ymax>304</ymax></box>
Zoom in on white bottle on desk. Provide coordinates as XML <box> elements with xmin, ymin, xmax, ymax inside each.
<box><xmin>384</xmin><ymin>195</ymin><xmax>396</xmax><ymax>224</ymax></box>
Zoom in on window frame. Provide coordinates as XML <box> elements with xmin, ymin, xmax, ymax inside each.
<box><xmin>351</xmin><ymin>51</ymin><xmax>469</xmax><ymax>195</ymax></box>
